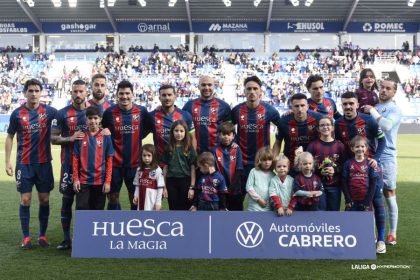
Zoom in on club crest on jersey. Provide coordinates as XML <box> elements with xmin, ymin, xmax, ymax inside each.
<box><xmin>70</xmin><ymin>117</ymin><xmax>75</xmax><ymax>123</ymax></box>
<box><xmin>82</xmin><ymin>141</ymin><xmax>87</xmax><ymax>146</ymax></box>
<box><xmin>115</xmin><ymin>117</ymin><xmax>120</xmax><ymax>122</ymax></box>
<box><xmin>96</xmin><ymin>140</ymin><xmax>103</xmax><ymax>146</ymax></box>
<box><xmin>22</xmin><ymin>116</ymin><xmax>27</xmax><ymax>121</ymax></box>
<box><xmin>350</xmin><ymin>165</ymin><xmax>355</xmax><ymax>170</ymax></box>
<box><xmin>212</xmin><ymin>179</ymin><xmax>220</xmax><ymax>186</ymax></box>
<box><xmin>133</xmin><ymin>114</ymin><xmax>140</xmax><ymax>121</ymax></box>
<box><xmin>157</xmin><ymin>119</ymin><xmax>161</xmax><ymax>124</ymax></box>
<box><xmin>240</xmin><ymin>114</ymin><xmax>245</xmax><ymax>120</ymax></box>
<box><xmin>381</xmin><ymin>107</ymin><xmax>387</xmax><ymax>113</ymax></box>
<box><xmin>361</xmin><ymin>165</ymin><xmax>367</xmax><ymax>171</ymax></box>
<box><xmin>357</xmin><ymin>127</ymin><xmax>365</xmax><ymax>134</ymax></box>
<box><xmin>194</xmin><ymin>108</ymin><xmax>198</xmax><ymax>112</ymax></box>
<box><xmin>39</xmin><ymin>113</ymin><xmax>46</xmax><ymax>120</ymax></box>
<box><xmin>230</xmin><ymin>155</ymin><xmax>236</xmax><ymax>161</ymax></box>
<box><xmin>210</xmin><ymin>108</ymin><xmax>217</xmax><ymax>114</ymax></box>
<box><xmin>308</xmin><ymin>125</ymin><xmax>316</xmax><ymax>130</ymax></box>
<box><xmin>52</xmin><ymin>119</ymin><xmax>57</xmax><ymax>126</ymax></box>
<box><xmin>149</xmin><ymin>170</ymin><xmax>156</xmax><ymax>178</ymax></box>
<box><xmin>257</xmin><ymin>113</ymin><xmax>264</xmax><ymax>120</ymax></box>
<box><xmin>291</xmin><ymin>128</ymin><xmax>296</xmax><ymax>134</ymax></box>
<box><xmin>217</xmin><ymin>156</ymin><xmax>222</xmax><ymax>162</ymax></box>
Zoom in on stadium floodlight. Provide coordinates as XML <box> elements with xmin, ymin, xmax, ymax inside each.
<box><xmin>20</xmin><ymin>0</ymin><xmax>35</xmax><ymax>7</ymax></box>
<box><xmin>223</xmin><ymin>0</ymin><xmax>231</xmax><ymax>7</ymax></box>
<box><xmin>169</xmin><ymin>0</ymin><xmax>177</xmax><ymax>7</ymax></box>
<box><xmin>51</xmin><ymin>0</ymin><xmax>61</xmax><ymax>7</ymax></box>
<box><xmin>407</xmin><ymin>0</ymin><xmax>416</xmax><ymax>7</ymax></box>
<box><xmin>138</xmin><ymin>0</ymin><xmax>146</xmax><ymax>7</ymax></box>
<box><xmin>304</xmin><ymin>0</ymin><xmax>313</xmax><ymax>7</ymax></box>
<box><xmin>290</xmin><ymin>0</ymin><xmax>299</xmax><ymax>6</ymax></box>
<box><xmin>253</xmin><ymin>0</ymin><xmax>261</xmax><ymax>7</ymax></box>
<box><xmin>107</xmin><ymin>0</ymin><xmax>117</xmax><ymax>7</ymax></box>
<box><xmin>68</xmin><ymin>0</ymin><xmax>77</xmax><ymax>8</ymax></box>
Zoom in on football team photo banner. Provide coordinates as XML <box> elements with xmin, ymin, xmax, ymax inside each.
<box><xmin>72</xmin><ymin>211</ymin><xmax>376</xmax><ymax>259</ymax></box>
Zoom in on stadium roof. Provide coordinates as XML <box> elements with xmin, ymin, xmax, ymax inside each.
<box><xmin>2</xmin><ymin>0</ymin><xmax>420</xmax><ymax>28</ymax></box>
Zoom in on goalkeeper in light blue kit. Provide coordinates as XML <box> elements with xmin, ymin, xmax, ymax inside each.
<box><xmin>361</xmin><ymin>78</ymin><xmax>402</xmax><ymax>246</ymax></box>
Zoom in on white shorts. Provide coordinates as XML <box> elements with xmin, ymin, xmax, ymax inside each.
<box><xmin>381</xmin><ymin>160</ymin><xmax>397</xmax><ymax>190</ymax></box>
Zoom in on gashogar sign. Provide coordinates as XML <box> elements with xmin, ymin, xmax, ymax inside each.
<box><xmin>72</xmin><ymin>211</ymin><xmax>376</xmax><ymax>259</ymax></box>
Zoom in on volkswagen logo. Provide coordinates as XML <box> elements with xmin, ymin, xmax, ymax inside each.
<box><xmin>236</xmin><ymin>221</ymin><xmax>264</xmax><ymax>248</ymax></box>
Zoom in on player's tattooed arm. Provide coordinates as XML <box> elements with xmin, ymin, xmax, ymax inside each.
<box><xmin>51</xmin><ymin>129</ymin><xmax>84</xmax><ymax>145</ymax></box>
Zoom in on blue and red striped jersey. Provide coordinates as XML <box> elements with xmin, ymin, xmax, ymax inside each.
<box><xmin>196</xmin><ymin>171</ymin><xmax>228</xmax><ymax>203</ymax></box>
<box><xmin>87</xmin><ymin>99</ymin><xmax>114</xmax><ymax>113</ymax></box>
<box><xmin>334</xmin><ymin>113</ymin><xmax>384</xmax><ymax>159</ymax></box>
<box><xmin>52</xmin><ymin>105</ymin><xmax>87</xmax><ymax>165</ymax></box>
<box><xmin>308</xmin><ymin>97</ymin><xmax>341</xmax><ymax>119</ymax></box>
<box><xmin>342</xmin><ymin>159</ymin><xmax>377</xmax><ymax>202</ymax></box>
<box><xmin>276</xmin><ymin>110</ymin><xmax>323</xmax><ymax>164</ymax></box>
<box><xmin>356</xmin><ymin>88</ymin><xmax>379</xmax><ymax>113</ymax></box>
<box><xmin>7</xmin><ymin>104</ymin><xmax>57</xmax><ymax>164</ymax></box>
<box><xmin>291</xmin><ymin>173</ymin><xmax>323</xmax><ymax>207</ymax></box>
<box><xmin>212</xmin><ymin>143</ymin><xmax>243</xmax><ymax>193</ymax></box>
<box><xmin>73</xmin><ymin>131</ymin><xmax>114</xmax><ymax>185</ymax></box>
<box><xmin>102</xmin><ymin>104</ymin><xmax>150</xmax><ymax>168</ymax></box>
<box><xmin>231</xmin><ymin>102</ymin><xmax>281</xmax><ymax>167</ymax></box>
<box><xmin>307</xmin><ymin>139</ymin><xmax>346</xmax><ymax>187</ymax></box>
<box><xmin>149</xmin><ymin>107</ymin><xmax>194</xmax><ymax>159</ymax></box>
<box><xmin>183</xmin><ymin>97</ymin><xmax>231</xmax><ymax>153</ymax></box>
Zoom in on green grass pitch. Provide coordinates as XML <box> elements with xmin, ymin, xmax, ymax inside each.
<box><xmin>0</xmin><ymin>134</ymin><xmax>419</xmax><ymax>279</ymax></box>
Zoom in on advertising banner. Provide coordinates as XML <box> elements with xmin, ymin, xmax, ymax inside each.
<box><xmin>117</xmin><ymin>22</ymin><xmax>189</xmax><ymax>33</ymax></box>
<box><xmin>346</xmin><ymin>22</ymin><xmax>419</xmax><ymax>33</ymax></box>
<box><xmin>270</xmin><ymin>21</ymin><xmax>342</xmax><ymax>33</ymax></box>
<box><xmin>193</xmin><ymin>22</ymin><xmax>265</xmax><ymax>33</ymax></box>
<box><xmin>42</xmin><ymin>22</ymin><xmax>113</xmax><ymax>33</ymax></box>
<box><xmin>73</xmin><ymin>211</ymin><xmax>376</xmax><ymax>259</ymax></box>
<box><xmin>0</xmin><ymin>22</ymin><xmax>38</xmax><ymax>33</ymax></box>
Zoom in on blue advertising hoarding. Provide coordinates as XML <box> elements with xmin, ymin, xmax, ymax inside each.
<box><xmin>42</xmin><ymin>22</ymin><xmax>113</xmax><ymax>33</ymax></box>
<box><xmin>73</xmin><ymin>211</ymin><xmax>376</xmax><ymax>259</ymax></box>
<box><xmin>193</xmin><ymin>22</ymin><xmax>265</xmax><ymax>33</ymax></box>
<box><xmin>117</xmin><ymin>22</ymin><xmax>189</xmax><ymax>33</ymax></box>
<box><xmin>270</xmin><ymin>21</ymin><xmax>342</xmax><ymax>33</ymax></box>
<box><xmin>0</xmin><ymin>22</ymin><xmax>38</xmax><ymax>33</ymax></box>
<box><xmin>346</xmin><ymin>22</ymin><xmax>419</xmax><ymax>33</ymax></box>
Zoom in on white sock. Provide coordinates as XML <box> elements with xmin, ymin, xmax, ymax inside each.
<box><xmin>385</xmin><ymin>195</ymin><xmax>398</xmax><ymax>236</ymax></box>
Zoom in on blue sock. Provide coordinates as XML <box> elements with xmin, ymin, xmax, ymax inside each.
<box><xmin>19</xmin><ymin>205</ymin><xmax>30</xmax><ymax>238</ymax></box>
<box><xmin>61</xmin><ymin>196</ymin><xmax>74</xmax><ymax>241</ymax></box>
<box><xmin>39</xmin><ymin>204</ymin><xmax>49</xmax><ymax>237</ymax></box>
<box><xmin>107</xmin><ymin>203</ymin><xmax>120</xmax><ymax>210</ymax></box>
<box><xmin>373</xmin><ymin>189</ymin><xmax>386</xmax><ymax>242</ymax></box>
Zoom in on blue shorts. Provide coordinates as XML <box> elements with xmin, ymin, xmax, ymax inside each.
<box><xmin>110</xmin><ymin>167</ymin><xmax>137</xmax><ymax>194</ymax></box>
<box><xmin>15</xmin><ymin>162</ymin><xmax>54</xmax><ymax>193</ymax></box>
<box><xmin>59</xmin><ymin>163</ymin><xmax>75</xmax><ymax>196</ymax></box>
<box><xmin>381</xmin><ymin>160</ymin><xmax>397</xmax><ymax>190</ymax></box>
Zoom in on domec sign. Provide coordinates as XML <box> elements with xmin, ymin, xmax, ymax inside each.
<box><xmin>73</xmin><ymin>211</ymin><xmax>376</xmax><ymax>259</ymax></box>
<box><xmin>347</xmin><ymin>22</ymin><xmax>419</xmax><ymax>33</ymax></box>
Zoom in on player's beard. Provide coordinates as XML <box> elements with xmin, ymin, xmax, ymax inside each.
<box><xmin>93</xmin><ymin>91</ymin><xmax>105</xmax><ymax>101</ymax></box>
